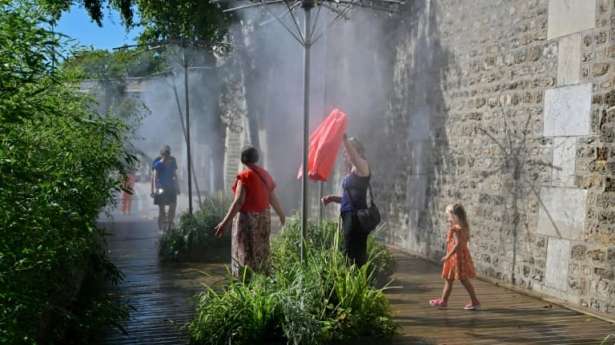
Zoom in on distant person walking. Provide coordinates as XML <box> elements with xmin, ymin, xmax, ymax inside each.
<box><xmin>214</xmin><ymin>146</ymin><xmax>285</xmax><ymax>277</ymax></box>
<box><xmin>322</xmin><ymin>134</ymin><xmax>371</xmax><ymax>266</ymax></box>
<box><xmin>121</xmin><ymin>170</ymin><xmax>136</xmax><ymax>215</ymax></box>
<box><xmin>151</xmin><ymin>145</ymin><xmax>179</xmax><ymax>231</ymax></box>
<box><xmin>429</xmin><ymin>203</ymin><xmax>480</xmax><ymax>310</ymax></box>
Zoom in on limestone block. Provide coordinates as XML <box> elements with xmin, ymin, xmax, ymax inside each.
<box><xmin>548</xmin><ymin>0</ymin><xmax>596</xmax><ymax>40</ymax></box>
<box><xmin>545</xmin><ymin>238</ymin><xmax>571</xmax><ymax>291</ymax></box>
<box><xmin>537</xmin><ymin>187</ymin><xmax>587</xmax><ymax>240</ymax></box>
<box><xmin>543</xmin><ymin>83</ymin><xmax>592</xmax><ymax>137</ymax></box>
<box><xmin>552</xmin><ymin>137</ymin><xmax>577</xmax><ymax>186</ymax></box>
<box><xmin>557</xmin><ymin>34</ymin><xmax>582</xmax><ymax>86</ymax></box>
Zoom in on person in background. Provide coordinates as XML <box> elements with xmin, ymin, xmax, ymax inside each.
<box><xmin>429</xmin><ymin>203</ymin><xmax>480</xmax><ymax>310</ymax></box>
<box><xmin>151</xmin><ymin>145</ymin><xmax>179</xmax><ymax>231</ymax></box>
<box><xmin>321</xmin><ymin>134</ymin><xmax>371</xmax><ymax>266</ymax></box>
<box><xmin>214</xmin><ymin>146</ymin><xmax>285</xmax><ymax>277</ymax></box>
<box><xmin>121</xmin><ymin>169</ymin><xmax>136</xmax><ymax>215</ymax></box>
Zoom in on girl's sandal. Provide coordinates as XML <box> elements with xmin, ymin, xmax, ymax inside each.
<box><xmin>464</xmin><ymin>303</ymin><xmax>481</xmax><ymax>311</ymax></box>
<box><xmin>429</xmin><ymin>298</ymin><xmax>448</xmax><ymax>308</ymax></box>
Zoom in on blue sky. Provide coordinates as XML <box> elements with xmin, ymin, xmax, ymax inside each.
<box><xmin>55</xmin><ymin>5</ymin><xmax>142</xmax><ymax>50</ymax></box>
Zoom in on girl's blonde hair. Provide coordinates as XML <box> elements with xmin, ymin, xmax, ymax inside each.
<box><xmin>446</xmin><ymin>203</ymin><xmax>470</xmax><ymax>235</ymax></box>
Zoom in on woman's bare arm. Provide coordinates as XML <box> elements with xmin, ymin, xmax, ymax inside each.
<box><xmin>343</xmin><ymin>136</ymin><xmax>369</xmax><ymax>176</ymax></box>
<box><xmin>215</xmin><ymin>182</ymin><xmax>246</xmax><ymax>237</ymax></box>
<box><xmin>321</xmin><ymin>195</ymin><xmax>342</xmax><ymax>205</ymax></box>
<box><xmin>441</xmin><ymin>232</ymin><xmax>460</xmax><ymax>261</ymax></box>
<box><xmin>269</xmin><ymin>191</ymin><xmax>286</xmax><ymax>226</ymax></box>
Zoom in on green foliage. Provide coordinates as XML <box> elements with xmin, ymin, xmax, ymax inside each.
<box><xmin>189</xmin><ymin>219</ymin><xmax>397</xmax><ymax>345</ymax></box>
<box><xmin>159</xmin><ymin>196</ymin><xmax>231</xmax><ymax>262</ymax></box>
<box><xmin>0</xmin><ymin>1</ymin><xmax>57</xmax><ymax>104</ymax></box>
<box><xmin>273</xmin><ymin>219</ymin><xmax>395</xmax><ymax>286</ymax></box>
<box><xmin>63</xmin><ymin>48</ymin><xmax>167</xmax><ymax>79</ymax></box>
<box><xmin>61</xmin><ymin>48</ymin><xmax>154</xmax><ymax>138</ymax></box>
<box><xmin>135</xmin><ymin>0</ymin><xmax>235</xmax><ymax>49</ymax></box>
<box><xmin>0</xmin><ymin>2</ymin><xmax>132</xmax><ymax>344</ymax></box>
<box><xmin>39</xmin><ymin>0</ymin><xmax>134</xmax><ymax>26</ymax></box>
<box><xmin>40</xmin><ymin>0</ymin><xmax>235</xmax><ymax>50</ymax></box>
<box><xmin>367</xmin><ymin>233</ymin><xmax>396</xmax><ymax>286</ymax></box>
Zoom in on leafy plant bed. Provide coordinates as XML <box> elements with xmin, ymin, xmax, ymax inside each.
<box><xmin>159</xmin><ymin>196</ymin><xmax>232</xmax><ymax>262</ymax></box>
<box><xmin>188</xmin><ymin>219</ymin><xmax>397</xmax><ymax>345</ymax></box>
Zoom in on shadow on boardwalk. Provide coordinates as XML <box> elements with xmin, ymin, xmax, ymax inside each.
<box><xmin>100</xmin><ymin>220</ymin><xmax>614</xmax><ymax>345</ymax></box>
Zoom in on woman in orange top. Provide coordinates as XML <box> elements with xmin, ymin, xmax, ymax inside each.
<box><xmin>430</xmin><ymin>203</ymin><xmax>480</xmax><ymax>310</ymax></box>
<box><xmin>214</xmin><ymin>146</ymin><xmax>285</xmax><ymax>277</ymax></box>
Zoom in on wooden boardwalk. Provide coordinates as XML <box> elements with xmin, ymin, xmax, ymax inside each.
<box><xmin>101</xmin><ymin>220</ymin><xmax>614</xmax><ymax>345</ymax></box>
<box><xmin>389</xmin><ymin>252</ymin><xmax>615</xmax><ymax>345</ymax></box>
<box><xmin>101</xmin><ymin>219</ymin><xmax>224</xmax><ymax>345</ymax></box>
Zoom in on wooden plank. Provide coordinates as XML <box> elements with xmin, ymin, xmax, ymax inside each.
<box><xmin>387</xmin><ymin>251</ymin><xmax>615</xmax><ymax>345</ymax></box>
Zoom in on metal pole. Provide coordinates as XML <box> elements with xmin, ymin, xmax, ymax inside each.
<box><xmin>184</xmin><ymin>49</ymin><xmax>193</xmax><ymax>215</ymax></box>
<box><xmin>319</xmin><ymin>21</ymin><xmax>329</xmax><ymax>225</ymax></box>
<box><xmin>300</xmin><ymin>3</ymin><xmax>313</xmax><ymax>263</ymax></box>
<box><xmin>171</xmin><ymin>81</ymin><xmax>203</xmax><ymax>207</ymax></box>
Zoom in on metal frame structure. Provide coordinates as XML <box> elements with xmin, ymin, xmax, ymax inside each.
<box><xmin>222</xmin><ymin>0</ymin><xmax>403</xmax><ymax>261</ymax></box>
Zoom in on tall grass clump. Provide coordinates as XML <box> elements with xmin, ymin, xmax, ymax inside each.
<box><xmin>159</xmin><ymin>195</ymin><xmax>231</xmax><ymax>261</ymax></box>
<box><xmin>189</xmin><ymin>218</ymin><xmax>397</xmax><ymax>345</ymax></box>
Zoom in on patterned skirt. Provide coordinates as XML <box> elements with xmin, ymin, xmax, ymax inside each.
<box><xmin>231</xmin><ymin>210</ymin><xmax>271</xmax><ymax>277</ymax></box>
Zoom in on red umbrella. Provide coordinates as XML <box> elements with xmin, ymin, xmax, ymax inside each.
<box><xmin>298</xmin><ymin>108</ymin><xmax>348</xmax><ymax>181</ymax></box>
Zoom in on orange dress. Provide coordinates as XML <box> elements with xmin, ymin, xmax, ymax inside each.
<box><xmin>441</xmin><ymin>225</ymin><xmax>476</xmax><ymax>280</ymax></box>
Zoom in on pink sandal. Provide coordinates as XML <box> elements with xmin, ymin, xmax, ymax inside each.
<box><xmin>429</xmin><ymin>298</ymin><xmax>448</xmax><ymax>308</ymax></box>
<box><xmin>464</xmin><ymin>302</ymin><xmax>481</xmax><ymax>310</ymax></box>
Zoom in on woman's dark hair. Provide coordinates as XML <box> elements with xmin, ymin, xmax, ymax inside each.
<box><xmin>160</xmin><ymin>145</ymin><xmax>171</xmax><ymax>156</ymax></box>
<box><xmin>241</xmin><ymin>146</ymin><xmax>259</xmax><ymax>165</ymax></box>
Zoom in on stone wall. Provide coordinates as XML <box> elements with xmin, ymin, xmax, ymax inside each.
<box><xmin>378</xmin><ymin>0</ymin><xmax>615</xmax><ymax>316</ymax></box>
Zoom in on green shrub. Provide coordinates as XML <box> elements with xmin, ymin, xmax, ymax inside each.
<box><xmin>273</xmin><ymin>219</ymin><xmax>395</xmax><ymax>286</ymax></box>
<box><xmin>159</xmin><ymin>195</ymin><xmax>231</xmax><ymax>262</ymax></box>
<box><xmin>0</xmin><ymin>3</ymin><xmax>131</xmax><ymax>344</ymax></box>
<box><xmin>188</xmin><ymin>219</ymin><xmax>397</xmax><ymax>345</ymax></box>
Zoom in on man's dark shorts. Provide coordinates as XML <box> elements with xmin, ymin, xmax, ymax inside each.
<box><xmin>154</xmin><ymin>186</ymin><xmax>177</xmax><ymax>205</ymax></box>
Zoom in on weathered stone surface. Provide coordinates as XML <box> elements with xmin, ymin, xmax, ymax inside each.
<box><xmin>548</xmin><ymin>0</ymin><xmax>596</xmax><ymax>40</ymax></box>
<box><xmin>537</xmin><ymin>187</ymin><xmax>587</xmax><ymax>240</ymax></box>
<box><xmin>571</xmin><ymin>244</ymin><xmax>587</xmax><ymax>260</ymax></box>
<box><xmin>557</xmin><ymin>34</ymin><xmax>582</xmax><ymax>86</ymax></box>
<box><xmin>545</xmin><ymin>238</ymin><xmax>571</xmax><ymax>291</ymax></box>
<box><xmin>552</xmin><ymin>137</ymin><xmax>577</xmax><ymax>186</ymax></box>
<box><xmin>543</xmin><ymin>83</ymin><xmax>593</xmax><ymax>137</ymax></box>
<box><xmin>607</xmin><ymin>247</ymin><xmax>615</xmax><ymax>264</ymax></box>
<box><xmin>592</xmin><ymin>62</ymin><xmax>610</xmax><ymax>77</ymax></box>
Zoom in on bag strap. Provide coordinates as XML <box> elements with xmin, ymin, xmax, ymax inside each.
<box><xmin>248</xmin><ymin>166</ymin><xmax>271</xmax><ymax>191</ymax></box>
<box><xmin>367</xmin><ymin>182</ymin><xmax>376</xmax><ymax>207</ymax></box>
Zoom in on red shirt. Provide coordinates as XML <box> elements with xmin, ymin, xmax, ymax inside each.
<box><xmin>232</xmin><ymin>165</ymin><xmax>276</xmax><ymax>213</ymax></box>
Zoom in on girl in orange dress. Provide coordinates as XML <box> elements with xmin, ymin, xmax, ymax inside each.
<box><xmin>429</xmin><ymin>203</ymin><xmax>480</xmax><ymax>310</ymax></box>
